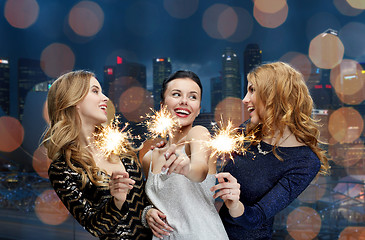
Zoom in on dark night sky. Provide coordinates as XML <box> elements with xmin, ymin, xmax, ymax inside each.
<box><xmin>1</xmin><ymin>0</ymin><xmax>365</xmax><ymax>114</ymax></box>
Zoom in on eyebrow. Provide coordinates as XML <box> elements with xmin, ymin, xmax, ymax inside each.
<box><xmin>91</xmin><ymin>85</ymin><xmax>100</xmax><ymax>89</ymax></box>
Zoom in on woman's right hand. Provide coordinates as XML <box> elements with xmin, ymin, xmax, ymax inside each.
<box><xmin>109</xmin><ymin>171</ymin><xmax>135</xmax><ymax>209</ymax></box>
<box><xmin>146</xmin><ymin>208</ymin><xmax>174</xmax><ymax>238</ymax></box>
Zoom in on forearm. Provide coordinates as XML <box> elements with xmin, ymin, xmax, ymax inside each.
<box><xmin>185</xmin><ymin>161</ymin><xmax>208</xmax><ymax>182</ymax></box>
<box><xmin>229</xmin><ymin>201</ymin><xmax>244</xmax><ymax>218</ymax></box>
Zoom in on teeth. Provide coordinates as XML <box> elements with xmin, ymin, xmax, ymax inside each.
<box><xmin>176</xmin><ymin>109</ymin><xmax>190</xmax><ymax>115</ymax></box>
<box><xmin>247</xmin><ymin>107</ymin><xmax>255</xmax><ymax>113</ymax></box>
<box><xmin>100</xmin><ymin>106</ymin><xmax>107</xmax><ymax>110</ymax></box>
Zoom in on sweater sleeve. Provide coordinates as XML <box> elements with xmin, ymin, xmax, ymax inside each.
<box><xmin>48</xmin><ymin>160</ymin><xmax>129</xmax><ymax>237</ymax></box>
<box><xmin>225</xmin><ymin>155</ymin><xmax>321</xmax><ymax>229</ymax></box>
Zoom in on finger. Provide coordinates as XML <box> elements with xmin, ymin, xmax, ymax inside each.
<box><xmin>167</xmin><ymin>157</ymin><xmax>183</xmax><ymax>175</ymax></box>
<box><xmin>215</xmin><ymin>172</ymin><xmax>237</xmax><ymax>183</ymax></box>
<box><xmin>111</xmin><ymin>171</ymin><xmax>129</xmax><ymax>180</ymax></box>
<box><xmin>164</xmin><ymin>144</ymin><xmax>177</xmax><ymax>160</ymax></box>
<box><xmin>162</xmin><ymin>154</ymin><xmax>177</xmax><ymax>170</ymax></box>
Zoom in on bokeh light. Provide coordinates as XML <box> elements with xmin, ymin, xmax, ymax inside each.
<box><xmin>253</xmin><ymin>2</ymin><xmax>288</xmax><ymax>28</ymax></box>
<box><xmin>35</xmin><ymin>190</ymin><xmax>69</xmax><ymax>225</ymax></box>
<box><xmin>254</xmin><ymin>0</ymin><xmax>287</xmax><ymax>13</ymax></box>
<box><xmin>119</xmin><ymin>87</ymin><xmax>154</xmax><ymax>122</ymax></box>
<box><xmin>32</xmin><ymin>145</ymin><xmax>51</xmax><ymax>179</ymax></box>
<box><xmin>328</xmin><ymin>107</ymin><xmax>363</xmax><ymax>143</ymax></box>
<box><xmin>339</xmin><ymin>22</ymin><xmax>365</xmax><ymax>58</ymax></box>
<box><xmin>334</xmin><ymin>0</ymin><xmax>363</xmax><ymax>16</ymax></box>
<box><xmin>217</xmin><ymin>7</ymin><xmax>238</xmax><ymax>39</ymax></box>
<box><xmin>214</xmin><ymin>97</ymin><xmax>243</xmax><ymax>128</ymax></box>
<box><xmin>163</xmin><ymin>0</ymin><xmax>198</xmax><ymax>19</ymax></box>
<box><xmin>68</xmin><ymin>1</ymin><xmax>104</xmax><ymax>37</ymax></box>
<box><xmin>0</xmin><ymin>116</ymin><xmax>24</xmax><ymax>152</ymax></box>
<box><xmin>4</xmin><ymin>0</ymin><xmax>39</xmax><ymax>29</ymax></box>
<box><xmin>280</xmin><ymin>52</ymin><xmax>312</xmax><ymax>82</ymax></box>
<box><xmin>298</xmin><ymin>176</ymin><xmax>327</xmax><ymax>203</ymax></box>
<box><xmin>330</xmin><ymin>59</ymin><xmax>365</xmax><ymax>105</ymax></box>
<box><xmin>329</xmin><ymin>143</ymin><xmax>364</xmax><ymax>167</ymax></box>
<box><xmin>287</xmin><ymin>207</ymin><xmax>321</xmax><ymax>240</ymax></box>
<box><xmin>202</xmin><ymin>4</ymin><xmax>233</xmax><ymax>40</ymax></box>
<box><xmin>106</xmin><ymin>100</ymin><xmax>116</xmax><ymax>124</ymax></box>
<box><xmin>339</xmin><ymin>227</ymin><xmax>365</xmax><ymax>239</ymax></box>
<box><xmin>40</xmin><ymin>43</ymin><xmax>75</xmax><ymax>78</ymax></box>
<box><xmin>226</xmin><ymin>7</ymin><xmax>253</xmax><ymax>43</ymax></box>
<box><xmin>346</xmin><ymin>0</ymin><xmax>365</xmax><ymax>9</ymax></box>
<box><xmin>309</xmin><ymin>32</ymin><xmax>344</xmax><ymax>69</ymax></box>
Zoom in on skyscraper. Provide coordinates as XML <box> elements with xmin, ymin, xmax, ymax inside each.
<box><xmin>243</xmin><ymin>44</ymin><xmax>262</xmax><ymax>96</ymax></box>
<box><xmin>222</xmin><ymin>47</ymin><xmax>241</xmax><ymax>99</ymax></box>
<box><xmin>0</xmin><ymin>58</ymin><xmax>10</xmax><ymax>115</ymax></box>
<box><xmin>153</xmin><ymin>57</ymin><xmax>171</xmax><ymax>110</ymax></box>
<box><xmin>18</xmin><ymin>58</ymin><xmax>50</xmax><ymax>122</ymax></box>
<box><xmin>210</xmin><ymin>76</ymin><xmax>222</xmax><ymax>112</ymax></box>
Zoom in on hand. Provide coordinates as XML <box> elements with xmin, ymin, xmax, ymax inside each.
<box><xmin>109</xmin><ymin>171</ymin><xmax>135</xmax><ymax>208</ymax></box>
<box><xmin>146</xmin><ymin>208</ymin><xmax>174</xmax><ymax>238</ymax></box>
<box><xmin>163</xmin><ymin>144</ymin><xmax>190</xmax><ymax>176</ymax></box>
<box><xmin>210</xmin><ymin>172</ymin><xmax>241</xmax><ymax>210</ymax></box>
<box><xmin>150</xmin><ymin>140</ymin><xmax>167</xmax><ymax>150</ymax></box>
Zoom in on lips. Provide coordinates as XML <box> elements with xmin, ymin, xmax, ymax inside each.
<box><xmin>174</xmin><ymin>108</ymin><xmax>191</xmax><ymax>118</ymax></box>
<box><xmin>99</xmin><ymin>104</ymin><xmax>107</xmax><ymax>114</ymax></box>
<box><xmin>247</xmin><ymin>106</ymin><xmax>255</xmax><ymax>113</ymax></box>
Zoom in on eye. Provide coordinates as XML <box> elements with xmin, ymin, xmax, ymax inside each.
<box><xmin>172</xmin><ymin>92</ymin><xmax>180</xmax><ymax>97</ymax></box>
<box><xmin>92</xmin><ymin>88</ymin><xmax>99</xmax><ymax>94</ymax></box>
<box><xmin>189</xmin><ymin>95</ymin><xmax>197</xmax><ymax>100</ymax></box>
<box><xmin>248</xmin><ymin>85</ymin><xmax>255</xmax><ymax>93</ymax></box>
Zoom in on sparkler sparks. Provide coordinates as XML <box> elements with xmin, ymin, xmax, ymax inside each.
<box><xmin>143</xmin><ymin>106</ymin><xmax>180</xmax><ymax>139</ymax></box>
<box><xmin>93</xmin><ymin>117</ymin><xmax>134</xmax><ymax>158</ymax></box>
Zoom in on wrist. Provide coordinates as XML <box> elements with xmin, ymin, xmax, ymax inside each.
<box><xmin>229</xmin><ymin>201</ymin><xmax>244</xmax><ymax>218</ymax></box>
<box><xmin>141</xmin><ymin>205</ymin><xmax>154</xmax><ymax>228</ymax></box>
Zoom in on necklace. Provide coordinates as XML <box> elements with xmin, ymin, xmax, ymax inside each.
<box><xmin>257</xmin><ymin>132</ymin><xmax>293</xmax><ymax>155</ymax></box>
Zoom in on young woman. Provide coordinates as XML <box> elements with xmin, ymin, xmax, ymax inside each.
<box><xmin>43</xmin><ymin>70</ymin><xmax>152</xmax><ymax>239</ymax></box>
<box><xmin>211</xmin><ymin>62</ymin><xmax>330</xmax><ymax>239</ymax></box>
<box><xmin>142</xmin><ymin>70</ymin><xmax>229</xmax><ymax>239</ymax></box>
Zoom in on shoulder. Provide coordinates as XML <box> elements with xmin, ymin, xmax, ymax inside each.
<box><xmin>187</xmin><ymin>125</ymin><xmax>211</xmax><ymax>140</ymax></box>
<box><xmin>142</xmin><ymin>149</ymin><xmax>153</xmax><ymax>167</ymax></box>
<box><xmin>283</xmin><ymin>146</ymin><xmax>321</xmax><ymax>173</ymax></box>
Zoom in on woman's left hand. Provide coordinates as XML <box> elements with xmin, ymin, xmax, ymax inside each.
<box><xmin>210</xmin><ymin>172</ymin><xmax>241</xmax><ymax>210</ymax></box>
<box><xmin>162</xmin><ymin>144</ymin><xmax>190</xmax><ymax>176</ymax></box>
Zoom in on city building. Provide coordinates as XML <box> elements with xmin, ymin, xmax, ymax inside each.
<box><xmin>0</xmin><ymin>58</ymin><xmax>10</xmax><ymax>115</ymax></box>
<box><xmin>222</xmin><ymin>47</ymin><xmax>241</xmax><ymax>100</ymax></box>
<box><xmin>243</xmin><ymin>43</ymin><xmax>262</xmax><ymax>97</ymax></box>
<box><xmin>153</xmin><ymin>57</ymin><xmax>171</xmax><ymax>110</ymax></box>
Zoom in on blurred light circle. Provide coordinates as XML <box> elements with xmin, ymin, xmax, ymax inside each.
<box><xmin>280</xmin><ymin>52</ymin><xmax>312</xmax><ymax>82</ymax></box>
<box><xmin>329</xmin><ymin>143</ymin><xmax>364</xmax><ymax>167</ymax></box>
<box><xmin>217</xmin><ymin>7</ymin><xmax>238</xmax><ymax>39</ymax></box>
<box><xmin>305</xmin><ymin>12</ymin><xmax>341</xmax><ymax>42</ymax></box>
<box><xmin>334</xmin><ymin>0</ymin><xmax>363</xmax><ymax>16</ymax></box>
<box><xmin>328</xmin><ymin>107</ymin><xmax>363</xmax><ymax>143</ymax></box>
<box><xmin>4</xmin><ymin>0</ymin><xmax>39</xmax><ymax>29</ymax></box>
<box><xmin>119</xmin><ymin>87</ymin><xmax>153</xmax><ymax>122</ymax></box>
<box><xmin>286</xmin><ymin>207</ymin><xmax>321</xmax><ymax>240</ymax></box>
<box><xmin>0</xmin><ymin>116</ymin><xmax>24</xmax><ymax>152</ymax></box>
<box><xmin>43</xmin><ymin>100</ymin><xmax>49</xmax><ymax>124</ymax></box>
<box><xmin>33</xmin><ymin>145</ymin><xmax>51</xmax><ymax>179</ymax></box>
<box><xmin>330</xmin><ymin>59</ymin><xmax>365</xmax><ymax>104</ymax></box>
<box><xmin>106</xmin><ymin>100</ymin><xmax>116</xmax><ymax>124</ymax></box>
<box><xmin>254</xmin><ymin>0</ymin><xmax>287</xmax><ymax>13</ymax></box>
<box><xmin>226</xmin><ymin>7</ymin><xmax>253</xmax><ymax>43</ymax></box>
<box><xmin>125</xmin><ymin>1</ymin><xmax>160</xmax><ymax>36</ymax></box>
<box><xmin>163</xmin><ymin>0</ymin><xmax>198</xmax><ymax>19</ymax></box>
<box><xmin>202</xmin><ymin>4</ymin><xmax>230</xmax><ymax>39</ymax></box>
<box><xmin>298</xmin><ymin>177</ymin><xmax>327</xmax><ymax>203</ymax></box>
<box><xmin>339</xmin><ymin>227</ymin><xmax>365</xmax><ymax>239</ymax></box>
<box><xmin>339</xmin><ymin>22</ymin><xmax>365</xmax><ymax>58</ymax></box>
<box><xmin>346</xmin><ymin>0</ymin><xmax>365</xmax><ymax>9</ymax></box>
<box><xmin>35</xmin><ymin>190</ymin><xmax>69</xmax><ymax>225</ymax></box>
<box><xmin>253</xmin><ymin>2</ymin><xmax>288</xmax><ymax>28</ymax></box>
<box><xmin>40</xmin><ymin>43</ymin><xmax>75</xmax><ymax>78</ymax></box>
<box><xmin>308</xmin><ymin>32</ymin><xmax>344</xmax><ymax>69</ymax></box>
<box><xmin>68</xmin><ymin>1</ymin><xmax>104</xmax><ymax>37</ymax></box>
<box><xmin>214</xmin><ymin>97</ymin><xmax>243</xmax><ymax>128</ymax></box>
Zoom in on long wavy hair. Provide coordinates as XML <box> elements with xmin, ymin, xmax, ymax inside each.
<box><xmin>247</xmin><ymin>62</ymin><xmax>329</xmax><ymax>175</ymax></box>
<box><xmin>42</xmin><ymin>70</ymin><xmax>137</xmax><ymax>189</ymax></box>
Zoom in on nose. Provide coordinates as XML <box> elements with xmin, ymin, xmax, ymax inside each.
<box><xmin>180</xmin><ymin>96</ymin><xmax>188</xmax><ymax>105</ymax></box>
<box><xmin>102</xmin><ymin>93</ymin><xmax>109</xmax><ymax>102</ymax></box>
<box><xmin>242</xmin><ymin>92</ymin><xmax>249</xmax><ymax>105</ymax></box>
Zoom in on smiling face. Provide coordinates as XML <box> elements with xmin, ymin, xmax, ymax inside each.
<box><xmin>76</xmin><ymin>77</ymin><xmax>109</xmax><ymax>127</ymax></box>
<box><xmin>161</xmin><ymin>78</ymin><xmax>201</xmax><ymax>127</ymax></box>
<box><xmin>242</xmin><ymin>81</ymin><xmax>264</xmax><ymax>125</ymax></box>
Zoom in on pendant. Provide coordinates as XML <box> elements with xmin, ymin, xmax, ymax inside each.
<box><xmin>257</xmin><ymin>142</ymin><xmax>271</xmax><ymax>155</ymax></box>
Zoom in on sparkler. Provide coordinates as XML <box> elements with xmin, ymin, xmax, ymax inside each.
<box><xmin>142</xmin><ymin>106</ymin><xmax>180</xmax><ymax>139</ymax></box>
<box><xmin>208</xmin><ymin>120</ymin><xmax>256</xmax><ymax>162</ymax></box>
<box><xmin>93</xmin><ymin>117</ymin><xmax>135</xmax><ymax>158</ymax></box>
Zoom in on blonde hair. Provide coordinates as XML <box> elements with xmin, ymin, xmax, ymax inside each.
<box><xmin>247</xmin><ymin>62</ymin><xmax>329</xmax><ymax>175</ymax></box>
<box><xmin>42</xmin><ymin>70</ymin><xmax>137</xmax><ymax>189</ymax></box>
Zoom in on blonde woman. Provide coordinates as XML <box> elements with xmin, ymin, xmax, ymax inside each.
<box><xmin>211</xmin><ymin>62</ymin><xmax>330</xmax><ymax>239</ymax></box>
<box><xmin>43</xmin><ymin>70</ymin><xmax>152</xmax><ymax>239</ymax></box>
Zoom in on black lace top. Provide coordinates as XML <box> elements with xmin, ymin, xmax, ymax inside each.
<box><xmin>48</xmin><ymin>155</ymin><xmax>152</xmax><ymax>240</ymax></box>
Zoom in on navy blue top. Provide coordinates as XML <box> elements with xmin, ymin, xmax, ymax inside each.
<box><xmin>219</xmin><ymin>140</ymin><xmax>321</xmax><ymax>240</ymax></box>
